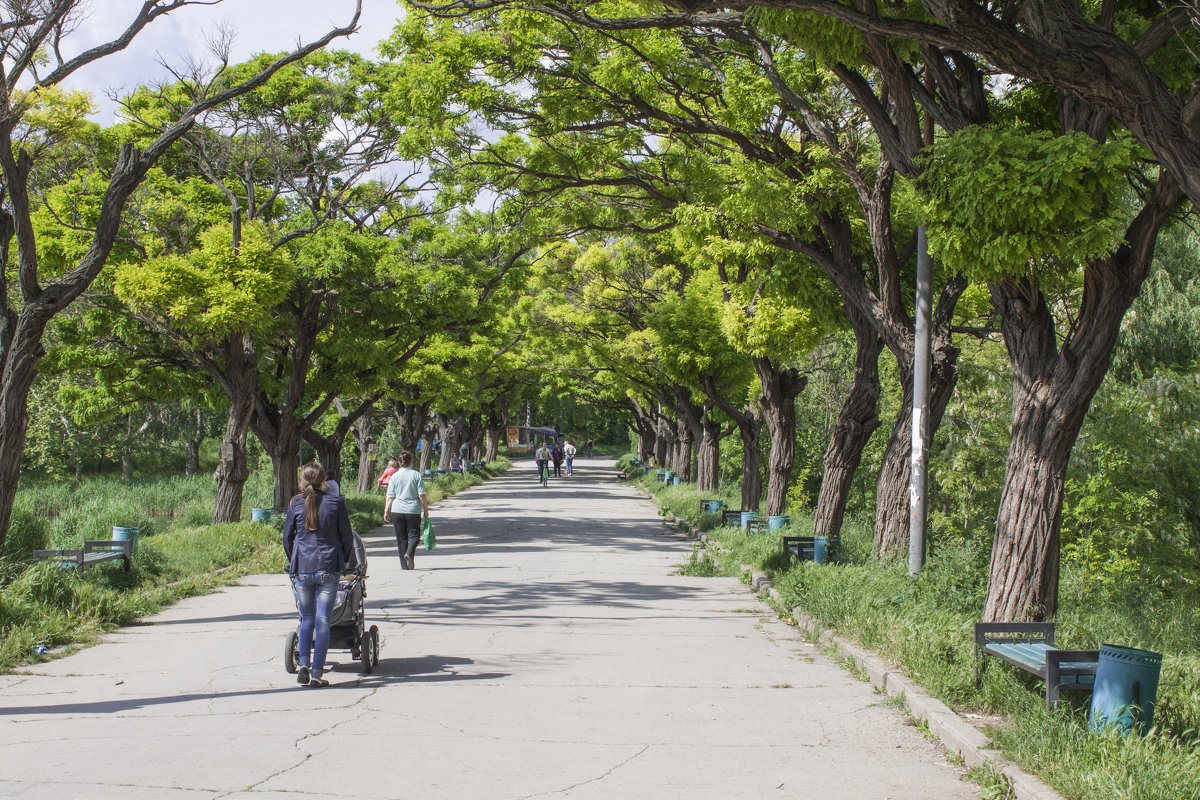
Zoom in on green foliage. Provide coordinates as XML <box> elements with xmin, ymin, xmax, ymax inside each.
<box><xmin>922</xmin><ymin>127</ymin><xmax>1141</xmax><ymax>284</ymax></box>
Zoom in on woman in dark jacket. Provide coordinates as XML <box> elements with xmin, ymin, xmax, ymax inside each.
<box><xmin>283</xmin><ymin>462</ymin><xmax>354</xmax><ymax>687</ymax></box>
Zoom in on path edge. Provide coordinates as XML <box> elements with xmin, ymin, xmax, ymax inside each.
<box><xmin>653</xmin><ymin>500</ymin><xmax>1067</xmax><ymax>800</ymax></box>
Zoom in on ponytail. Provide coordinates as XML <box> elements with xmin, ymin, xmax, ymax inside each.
<box><xmin>298</xmin><ymin>462</ymin><xmax>327</xmax><ymax>532</ymax></box>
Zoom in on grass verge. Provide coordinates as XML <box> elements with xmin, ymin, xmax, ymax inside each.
<box><xmin>0</xmin><ymin>459</ymin><xmax>512</xmax><ymax>674</ymax></box>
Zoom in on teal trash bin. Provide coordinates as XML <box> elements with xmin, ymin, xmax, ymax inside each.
<box><xmin>672</xmin><ymin>476</ymin><xmax>683</xmax><ymax>485</ymax></box>
<box><xmin>709</xmin><ymin>500</ymin><xmax>724</xmax><ymax>513</ymax></box>
<box><xmin>1089</xmin><ymin>644</ymin><xmax>1163</xmax><ymax>736</ymax></box>
<box><xmin>740</xmin><ymin>511</ymin><xmax>758</xmax><ymax>529</ymax></box>
<box><xmin>768</xmin><ymin>514</ymin><xmax>790</xmax><ymax>530</ymax></box>
<box><xmin>662</xmin><ymin>471</ymin><xmax>674</xmax><ymax>483</ymax></box>
<box><xmin>813</xmin><ymin>536</ymin><xmax>829</xmax><ymax>564</ymax></box>
<box><xmin>111</xmin><ymin>526</ymin><xmax>140</xmax><ymax>553</ymax></box>
<box><xmin>251</xmin><ymin>508</ymin><xmax>272</xmax><ymax>523</ymax></box>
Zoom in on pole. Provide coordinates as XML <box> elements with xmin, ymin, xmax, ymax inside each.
<box><xmin>908</xmin><ymin>223</ymin><xmax>932</xmax><ymax>577</ymax></box>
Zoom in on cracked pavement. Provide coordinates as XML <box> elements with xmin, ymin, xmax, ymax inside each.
<box><xmin>0</xmin><ymin>459</ymin><xmax>974</xmax><ymax>799</ymax></box>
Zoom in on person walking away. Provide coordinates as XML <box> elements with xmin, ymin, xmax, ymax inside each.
<box><xmin>563</xmin><ymin>440</ymin><xmax>577</xmax><ymax>476</ymax></box>
<box><xmin>384</xmin><ymin>451</ymin><xmax>429</xmax><ymax>570</ymax></box>
<box><xmin>459</xmin><ymin>439</ymin><xmax>470</xmax><ymax>464</ymax></box>
<box><xmin>535</xmin><ymin>441</ymin><xmax>551</xmax><ymax>486</ymax></box>
<box><xmin>586</xmin><ymin>438</ymin><xmax>594</xmax><ymax>458</ymax></box>
<box><xmin>283</xmin><ymin>462</ymin><xmax>355</xmax><ymax>688</ymax></box>
<box><xmin>550</xmin><ymin>441</ymin><xmax>564</xmax><ymax>477</ymax></box>
<box><xmin>377</xmin><ymin>458</ymin><xmax>398</xmax><ymax>490</ymax></box>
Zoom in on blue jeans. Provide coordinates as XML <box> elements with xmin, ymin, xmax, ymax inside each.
<box><xmin>292</xmin><ymin>572</ymin><xmax>338</xmax><ymax>677</ymax></box>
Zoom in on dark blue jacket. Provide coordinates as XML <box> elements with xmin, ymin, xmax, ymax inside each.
<box><xmin>282</xmin><ymin>491</ymin><xmax>354</xmax><ymax>575</ymax></box>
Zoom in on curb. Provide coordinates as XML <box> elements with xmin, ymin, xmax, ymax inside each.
<box><xmin>741</xmin><ymin>565</ymin><xmax>1065</xmax><ymax>800</ymax></box>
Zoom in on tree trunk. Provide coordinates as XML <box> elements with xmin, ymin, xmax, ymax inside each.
<box><xmin>653</xmin><ymin>408</ymin><xmax>672</xmax><ymax>467</ymax></box>
<box><xmin>212</xmin><ymin>336</ymin><xmax>257</xmax><ymax>523</ymax></box>
<box><xmin>419</xmin><ymin>436</ymin><xmax>434</xmax><ymax>472</ymax></box>
<box><xmin>696</xmin><ymin>414</ymin><xmax>726</xmax><ymax>492</ymax></box>
<box><xmin>983</xmin><ymin>180</ymin><xmax>1177</xmax><ymax>620</ymax></box>
<box><xmin>873</xmin><ymin>337</ymin><xmax>962</xmax><ymax>560</ymax></box>
<box><xmin>352</xmin><ymin>411</ymin><xmax>376</xmax><ymax>494</ymax></box>
<box><xmin>755</xmin><ymin>357</ymin><xmax>806</xmax><ymax>517</ymax></box>
<box><xmin>814</xmin><ymin>327</ymin><xmax>883</xmax><ymax>537</ymax></box>
<box><xmin>484</xmin><ymin>403</ymin><xmax>507</xmax><ymax>463</ymax></box>
<box><xmin>699</xmin><ymin>375</ymin><xmax>764</xmax><ymax>512</ymax></box>
<box><xmin>185</xmin><ymin>406</ymin><xmax>204</xmax><ymax>476</ymax></box>
<box><xmin>121</xmin><ymin>413</ymin><xmax>134</xmax><ymax>482</ymax></box>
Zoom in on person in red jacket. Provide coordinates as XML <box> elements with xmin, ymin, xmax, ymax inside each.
<box><xmin>377</xmin><ymin>457</ymin><xmax>399</xmax><ymax>489</ymax></box>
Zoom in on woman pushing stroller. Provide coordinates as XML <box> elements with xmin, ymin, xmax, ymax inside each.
<box><xmin>283</xmin><ymin>462</ymin><xmax>355</xmax><ymax>688</ymax></box>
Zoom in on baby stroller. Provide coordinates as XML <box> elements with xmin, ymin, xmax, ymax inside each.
<box><xmin>284</xmin><ymin>531</ymin><xmax>380</xmax><ymax>675</ymax></box>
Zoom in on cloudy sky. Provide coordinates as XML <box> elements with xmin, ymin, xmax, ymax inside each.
<box><xmin>65</xmin><ymin>0</ymin><xmax>405</xmax><ymax>121</ymax></box>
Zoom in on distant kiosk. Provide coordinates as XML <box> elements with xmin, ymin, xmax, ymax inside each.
<box><xmin>506</xmin><ymin>425</ymin><xmax>559</xmax><ymax>455</ymax></box>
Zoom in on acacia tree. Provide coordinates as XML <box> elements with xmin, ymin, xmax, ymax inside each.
<box><xmin>0</xmin><ymin>0</ymin><xmax>360</xmax><ymax>545</ymax></box>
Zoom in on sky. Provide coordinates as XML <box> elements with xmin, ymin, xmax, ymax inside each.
<box><xmin>64</xmin><ymin>0</ymin><xmax>405</xmax><ymax>122</ymax></box>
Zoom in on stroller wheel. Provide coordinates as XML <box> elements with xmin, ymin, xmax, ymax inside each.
<box><xmin>360</xmin><ymin>631</ymin><xmax>374</xmax><ymax>675</ymax></box>
<box><xmin>284</xmin><ymin>630</ymin><xmax>299</xmax><ymax>674</ymax></box>
<box><xmin>370</xmin><ymin>625</ymin><xmax>380</xmax><ymax>668</ymax></box>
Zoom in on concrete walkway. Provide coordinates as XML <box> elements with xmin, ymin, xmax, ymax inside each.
<box><xmin>1</xmin><ymin>460</ymin><xmax>974</xmax><ymax>799</ymax></box>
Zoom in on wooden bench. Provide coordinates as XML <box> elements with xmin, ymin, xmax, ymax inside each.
<box><xmin>699</xmin><ymin>499</ymin><xmax>723</xmax><ymax>514</ymax></box>
<box><xmin>974</xmin><ymin>622</ymin><xmax>1099</xmax><ymax>708</ymax></box>
<box><xmin>33</xmin><ymin>540</ymin><xmax>133</xmax><ymax>574</ymax></box>
<box><xmin>720</xmin><ymin>509</ymin><xmax>742</xmax><ymax>527</ymax></box>
<box><xmin>745</xmin><ymin>519</ymin><xmax>768</xmax><ymax>534</ymax></box>
<box><xmin>783</xmin><ymin>535</ymin><xmax>817</xmax><ymax>561</ymax></box>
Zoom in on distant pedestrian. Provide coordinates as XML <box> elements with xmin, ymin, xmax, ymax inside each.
<box><xmin>563</xmin><ymin>440</ymin><xmax>576</xmax><ymax>476</ymax></box>
<box><xmin>459</xmin><ymin>440</ymin><xmax>470</xmax><ymax>462</ymax></box>
<box><xmin>586</xmin><ymin>438</ymin><xmax>594</xmax><ymax>457</ymax></box>
<box><xmin>535</xmin><ymin>442</ymin><xmax>551</xmax><ymax>486</ymax></box>
<box><xmin>283</xmin><ymin>462</ymin><xmax>354</xmax><ymax>688</ymax></box>
<box><xmin>377</xmin><ymin>458</ymin><xmax>398</xmax><ymax>489</ymax></box>
<box><xmin>383</xmin><ymin>451</ymin><xmax>429</xmax><ymax>570</ymax></box>
<box><xmin>551</xmin><ymin>441</ymin><xmax>564</xmax><ymax>477</ymax></box>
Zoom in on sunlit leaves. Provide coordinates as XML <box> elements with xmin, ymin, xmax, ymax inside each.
<box><xmin>921</xmin><ymin>127</ymin><xmax>1141</xmax><ymax>284</ymax></box>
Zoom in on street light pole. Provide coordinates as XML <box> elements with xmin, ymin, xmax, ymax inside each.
<box><xmin>908</xmin><ymin>223</ymin><xmax>932</xmax><ymax>577</ymax></box>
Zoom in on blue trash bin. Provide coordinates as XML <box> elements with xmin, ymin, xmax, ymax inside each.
<box><xmin>1089</xmin><ymin>644</ymin><xmax>1162</xmax><ymax>736</ymax></box>
<box><xmin>671</xmin><ymin>476</ymin><xmax>682</xmax><ymax>485</ymax></box>
<box><xmin>111</xmin><ymin>526</ymin><xmax>140</xmax><ymax>553</ymax></box>
<box><xmin>251</xmin><ymin>508</ymin><xmax>272</xmax><ymax>523</ymax></box>
<box><xmin>740</xmin><ymin>511</ymin><xmax>758</xmax><ymax>529</ymax></box>
<box><xmin>813</xmin><ymin>536</ymin><xmax>829</xmax><ymax>564</ymax></box>
<box><xmin>768</xmin><ymin>515</ymin><xmax>790</xmax><ymax>530</ymax></box>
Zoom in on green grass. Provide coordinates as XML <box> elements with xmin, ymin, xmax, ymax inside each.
<box><xmin>630</xmin><ymin>458</ymin><xmax>1200</xmax><ymax>800</ymax></box>
<box><xmin>0</xmin><ymin>459</ymin><xmax>512</xmax><ymax>673</ymax></box>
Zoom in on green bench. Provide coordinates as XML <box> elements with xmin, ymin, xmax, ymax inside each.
<box><xmin>974</xmin><ymin>622</ymin><xmax>1099</xmax><ymax>708</ymax></box>
<box><xmin>33</xmin><ymin>540</ymin><xmax>133</xmax><ymax>574</ymax></box>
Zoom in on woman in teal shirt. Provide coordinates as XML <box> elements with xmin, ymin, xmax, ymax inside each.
<box><xmin>383</xmin><ymin>451</ymin><xmax>429</xmax><ymax>569</ymax></box>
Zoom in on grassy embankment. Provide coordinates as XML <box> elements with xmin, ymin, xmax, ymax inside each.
<box><xmin>0</xmin><ymin>459</ymin><xmax>510</xmax><ymax>673</ymax></box>
<box><xmin>619</xmin><ymin>456</ymin><xmax>1200</xmax><ymax>800</ymax></box>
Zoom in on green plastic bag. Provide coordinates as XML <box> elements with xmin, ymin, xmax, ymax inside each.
<box><xmin>421</xmin><ymin>518</ymin><xmax>436</xmax><ymax>551</ymax></box>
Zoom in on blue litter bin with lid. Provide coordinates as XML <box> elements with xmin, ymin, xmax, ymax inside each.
<box><xmin>1089</xmin><ymin>644</ymin><xmax>1162</xmax><ymax>736</ymax></box>
<box><xmin>112</xmin><ymin>525</ymin><xmax>140</xmax><ymax>553</ymax></box>
<box><xmin>813</xmin><ymin>536</ymin><xmax>829</xmax><ymax>564</ymax></box>
<box><xmin>251</xmin><ymin>508</ymin><xmax>272</xmax><ymax>523</ymax></box>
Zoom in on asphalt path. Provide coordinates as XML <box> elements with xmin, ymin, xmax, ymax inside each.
<box><xmin>0</xmin><ymin>458</ymin><xmax>974</xmax><ymax>799</ymax></box>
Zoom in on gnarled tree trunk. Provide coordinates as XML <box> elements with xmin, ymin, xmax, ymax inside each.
<box><xmin>814</xmin><ymin>323</ymin><xmax>883</xmax><ymax>538</ymax></box>
<box><xmin>755</xmin><ymin>357</ymin><xmax>806</xmax><ymax>517</ymax></box>
<box><xmin>984</xmin><ymin>179</ymin><xmax>1178</xmax><ymax>621</ymax></box>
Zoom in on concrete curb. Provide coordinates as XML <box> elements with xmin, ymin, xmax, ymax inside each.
<box><xmin>737</xmin><ymin>569</ymin><xmax>1065</xmax><ymax>800</ymax></box>
<box><xmin>614</xmin><ymin>472</ymin><xmax>1063</xmax><ymax>799</ymax></box>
